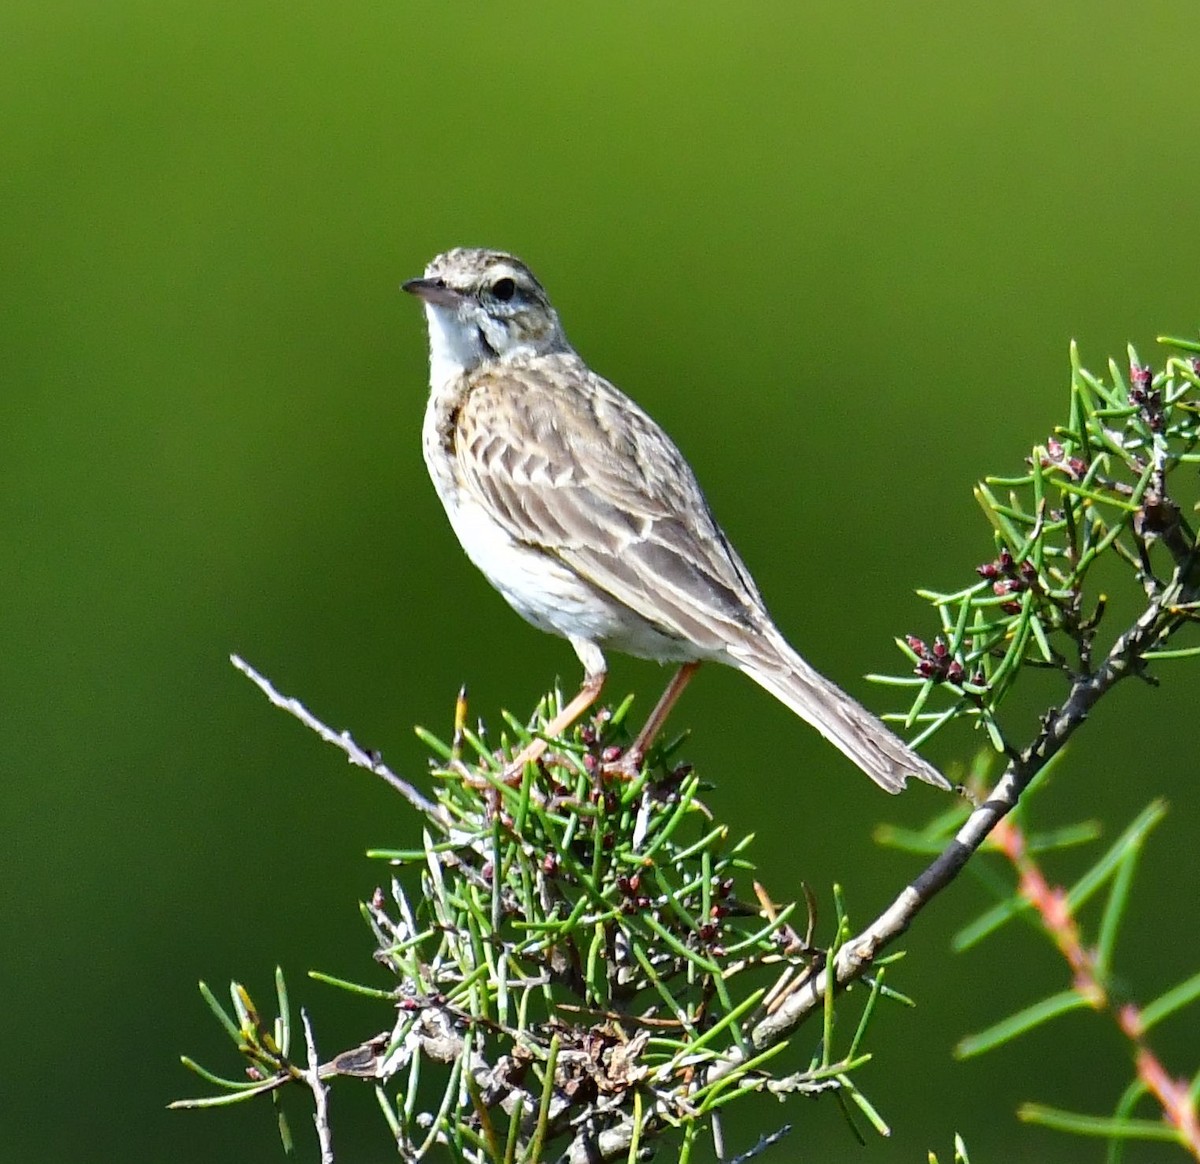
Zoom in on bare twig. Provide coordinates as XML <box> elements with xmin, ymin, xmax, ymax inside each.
<box><xmin>751</xmin><ymin>565</ymin><xmax>1195</xmax><ymax>1047</ymax></box>
<box><xmin>302</xmin><ymin>1009</ymin><xmax>334</xmax><ymax>1164</ymax></box>
<box><xmin>230</xmin><ymin>654</ymin><xmax>442</xmax><ymax>821</ymax></box>
<box><xmin>729</xmin><ymin>1123</ymin><xmax>793</xmax><ymax>1163</ymax></box>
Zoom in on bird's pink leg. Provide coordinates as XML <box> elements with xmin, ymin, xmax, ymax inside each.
<box><xmin>619</xmin><ymin>661</ymin><xmax>701</xmax><ymax>772</ymax></box>
<box><xmin>502</xmin><ymin>669</ymin><xmax>606</xmax><ymax>783</ymax></box>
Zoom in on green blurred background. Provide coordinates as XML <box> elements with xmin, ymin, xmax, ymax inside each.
<box><xmin>4</xmin><ymin>2</ymin><xmax>1198</xmax><ymax>1160</ymax></box>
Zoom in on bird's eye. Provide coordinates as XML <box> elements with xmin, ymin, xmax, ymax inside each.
<box><xmin>491</xmin><ymin>277</ymin><xmax>516</xmax><ymax>301</ymax></box>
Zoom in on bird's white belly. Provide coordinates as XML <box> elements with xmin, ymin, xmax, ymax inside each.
<box><xmin>437</xmin><ymin>485</ymin><xmax>701</xmax><ymax>663</ymax></box>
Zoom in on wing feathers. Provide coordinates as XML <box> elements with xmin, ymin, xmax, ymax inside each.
<box><xmin>454</xmin><ymin>357</ymin><xmax>764</xmax><ymax>650</ymax></box>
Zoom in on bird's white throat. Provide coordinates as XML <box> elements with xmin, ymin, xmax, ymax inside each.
<box><xmin>423</xmin><ymin>303</ymin><xmax>489</xmax><ymax>386</ymax></box>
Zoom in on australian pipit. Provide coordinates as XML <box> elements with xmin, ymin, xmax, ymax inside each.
<box><xmin>403</xmin><ymin>248</ymin><xmax>948</xmax><ymax>793</ymax></box>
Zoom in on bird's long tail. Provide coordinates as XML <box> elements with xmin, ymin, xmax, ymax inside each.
<box><xmin>731</xmin><ymin>631</ymin><xmax>950</xmax><ymax>793</ymax></box>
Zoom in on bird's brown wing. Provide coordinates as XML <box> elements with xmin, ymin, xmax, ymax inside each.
<box><xmin>453</xmin><ymin>354</ymin><xmax>768</xmax><ymax>653</ymax></box>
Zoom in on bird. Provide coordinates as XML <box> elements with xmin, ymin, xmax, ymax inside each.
<box><xmin>402</xmin><ymin>248</ymin><xmax>948</xmax><ymax>793</ymax></box>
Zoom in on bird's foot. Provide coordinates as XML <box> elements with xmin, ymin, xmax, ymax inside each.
<box><xmin>499</xmin><ymin>732</ymin><xmax>557</xmax><ymax>786</ymax></box>
<box><xmin>598</xmin><ymin>747</ymin><xmax>644</xmax><ymax>782</ymax></box>
<box><xmin>498</xmin><ymin>759</ymin><xmax>534</xmax><ymax>787</ymax></box>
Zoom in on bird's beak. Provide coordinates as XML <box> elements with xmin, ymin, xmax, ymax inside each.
<box><xmin>401</xmin><ymin>277</ymin><xmax>464</xmax><ymax>308</ymax></box>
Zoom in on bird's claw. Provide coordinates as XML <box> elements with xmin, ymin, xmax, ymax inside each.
<box><xmin>598</xmin><ymin>749</ymin><xmax>643</xmax><ymax>782</ymax></box>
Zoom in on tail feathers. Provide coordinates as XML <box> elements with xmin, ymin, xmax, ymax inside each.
<box><xmin>733</xmin><ymin>636</ymin><xmax>950</xmax><ymax>794</ymax></box>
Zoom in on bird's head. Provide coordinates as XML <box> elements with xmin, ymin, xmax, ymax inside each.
<box><xmin>403</xmin><ymin>248</ymin><xmax>568</xmax><ymax>381</ymax></box>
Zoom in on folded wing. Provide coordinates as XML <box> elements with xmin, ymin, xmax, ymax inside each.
<box><xmin>454</xmin><ymin>357</ymin><xmax>768</xmax><ymax>655</ymax></box>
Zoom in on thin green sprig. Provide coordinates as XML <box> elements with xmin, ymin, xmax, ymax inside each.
<box><xmin>176</xmin><ymin>691</ymin><xmax>904</xmax><ymax>1160</ymax></box>
<box><xmin>874</xmin><ymin>339</ymin><xmax>1200</xmax><ymax>749</ymax></box>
